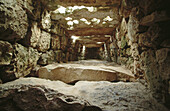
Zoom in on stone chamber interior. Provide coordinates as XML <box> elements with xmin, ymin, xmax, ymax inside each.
<box><xmin>0</xmin><ymin>0</ymin><xmax>170</xmax><ymax>111</ymax></box>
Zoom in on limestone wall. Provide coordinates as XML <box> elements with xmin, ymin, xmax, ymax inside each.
<box><xmin>0</xmin><ymin>0</ymin><xmax>72</xmax><ymax>83</ymax></box>
<box><xmin>108</xmin><ymin>0</ymin><xmax>170</xmax><ymax>106</ymax></box>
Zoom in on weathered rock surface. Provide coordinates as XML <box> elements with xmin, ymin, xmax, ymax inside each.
<box><xmin>0</xmin><ymin>0</ymin><xmax>28</xmax><ymax>42</ymax></box>
<box><xmin>21</xmin><ymin>21</ymin><xmax>41</xmax><ymax>47</ymax></box>
<box><xmin>37</xmin><ymin>31</ymin><xmax>51</xmax><ymax>52</ymax></box>
<box><xmin>0</xmin><ymin>77</ymin><xmax>169</xmax><ymax>111</ymax></box>
<box><xmin>51</xmin><ymin>35</ymin><xmax>61</xmax><ymax>50</ymax></box>
<box><xmin>38</xmin><ymin>50</ymin><xmax>55</xmax><ymax>65</ymax></box>
<box><xmin>0</xmin><ymin>41</ymin><xmax>13</xmax><ymax>65</ymax></box>
<box><xmin>17</xmin><ymin>0</ymin><xmax>41</xmax><ymax>20</ymax></box>
<box><xmin>138</xmin><ymin>32</ymin><xmax>152</xmax><ymax>47</ymax></box>
<box><xmin>140</xmin><ymin>11</ymin><xmax>170</xmax><ymax>26</ymax></box>
<box><xmin>0</xmin><ymin>78</ymin><xmax>101</xmax><ymax>111</ymax></box>
<box><xmin>127</xmin><ymin>12</ymin><xmax>140</xmax><ymax>43</ymax></box>
<box><xmin>156</xmin><ymin>48</ymin><xmax>170</xmax><ymax>80</ymax></box>
<box><xmin>41</xmin><ymin>11</ymin><xmax>51</xmax><ymax>31</ymax></box>
<box><xmin>37</xmin><ymin>60</ymin><xmax>135</xmax><ymax>83</ymax></box>
<box><xmin>41</xmin><ymin>0</ymin><xmax>121</xmax><ymax>9</ymax></box>
<box><xmin>13</xmin><ymin>44</ymin><xmax>40</xmax><ymax>77</ymax></box>
<box><xmin>54</xmin><ymin>50</ymin><xmax>64</xmax><ymax>62</ymax></box>
<box><xmin>0</xmin><ymin>43</ymin><xmax>40</xmax><ymax>82</ymax></box>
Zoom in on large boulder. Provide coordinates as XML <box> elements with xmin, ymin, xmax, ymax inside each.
<box><xmin>0</xmin><ymin>78</ymin><xmax>101</xmax><ymax>111</ymax></box>
<box><xmin>0</xmin><ymin>41</ymin><xmax>13</xmax><ymax>65</ymax></box>
<box><xmin>0</xmin><ymin>0</ymin><xmax>28</xmax><ymax>42</ymax></box>
<box><xmin>0</xmin><ymin>43</ymin><xmax>40</xmax><ymax>82</ymax></box>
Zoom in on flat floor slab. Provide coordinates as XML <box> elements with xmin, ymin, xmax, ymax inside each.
<box><xmin>37</xmin><ymin>60</ymin><xmax>135</xmax><ymax>83</ymax></box>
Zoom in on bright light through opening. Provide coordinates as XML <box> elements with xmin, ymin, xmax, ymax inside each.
<box><xmin>80</xmin><ymin>18</ymin><xmax>87</xmax><ymax>22</ymax></box>
<box><xmin>91</xmin><ymin>18</ymin><xmax>100</xmax><ymax>24</ymax></box>
<box><xmin>73</xmin><ymin>20</ymin><xmax>79</xmax><ymax>24</ymax></box>
<box><xmin>44</xmin><ymin>20</ymin><xmax>49</xmax><ymax>24</ymax></box>
<box><xmin>82</xmin><ymin>45</ymin><xmax>86</xmax><ymax>57</ymax></box>
<box><xmin>80</xmin><ymin>18</ymin><xmax>91</xmax><ymax>25</ymax></box>
<box><xmin>57</xmin><ymin>6</ymin><xmax>66</xmax><ymax>14</ymax></box>
<box><xmin>67</xmin><ymin>21</ymin><xmax>74</xmax><ymax>25</ymax></box>
<box><xmin>103</xmin><ymin>16</ymin><xmax>113</xmax><ymax>21</ymax></box>
<box><xmin>71</xmin><ymin>36</ymin><xmax>79</xmax><ymax>43</ymax></box>
<box><xmin>67</xmin><ymin>6</ymin><xmax>97</xmax><ymax>13</ymax></box>
<box><xmin>82</xmin><ymin>45</ymin><xmax>86</xmax><ymax>54</ymax></box>
<box><xmin>65</xmin><ymin>17</ymin><xmax>72</xmax><ymax>21</ymax></box>
<box><xmin>97</xmin><ymin>42</ymin><xmax>103</xmax><ymax>44</ymax></box>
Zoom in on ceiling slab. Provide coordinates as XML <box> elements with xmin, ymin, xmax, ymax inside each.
<box><xmin>51</xmin><ymin>7</ymin><xmax>120</xmax><ymax>30</ymax></box>
<box><xmin>68</xmin><ymin>27</ymin><xmax>114</xmax><ymax>36</ymax></box>
<box><xmin>56</xmin><ymin>0</ymin><xmax>121</xmax><ymax>7</ymax></box>
<box><xmin>84</xmin><ymin>43</ymin><xmax>104</xmax><ymax>48</ymax></box>
<box><xmin>51</xmin><ymin>8</ymin><xmax>118</xmax><ymax>20</ymax></box>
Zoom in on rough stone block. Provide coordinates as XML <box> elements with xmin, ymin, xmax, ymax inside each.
<box><xmin>140</xmin><ymin>11</ymin><xmax>170</xmax><ymax>26</ymax></box>
<box><xmin>38</xmin><ymin>50</ymin><xmax>55</xmax><ymax>65</ymax></box>
<box><xmin>0</xmin><ymin>0</ymin><xmax>28</xmax><ymax>42</ymax></box>
<box><xmin>0</xmin><ymin>41</ymin><xmax>13</xmax><ymax>65</ymax></box>
<box><xmin>138</xmin><ymin>33</ymin><xmax>152</xmax><ymax>47</ymax></box>
<box><xmin>41</xmin><ymin>10</ymin><xmax>51</xmax><ymax>31</ymax></box>
<box><xmin>156</xmin><ymin>48</ymin><xmax>170</xmax><ymax>80</ymax></box>
<box><xmin>17</xmin><ymin>0</ymin><xmax>41</xmax><ymax>20</ymax></box>
<box><xmin>127</xmin><ymin>15</ymin><xmax>139</xmax><ymax>43</ymax></box>
<box><xmin>0</xmin><ymin>43</ymin><xmax>40</xmax><ymax>82</ymax></box>
<box><xmin>0</xmin><ymin>78</ymin><xmax>101</xmax><ymax>111</ymax></box>
<box><xmin>121</xmin><ymin>36</ymin><xmax>127</xmax><ymax>49</ymax></box>
<box><xmin>130</xmin><ymin>43</ymin><xmax>139</xmax><ymax>58</ymax></box>
<box><xmin>37</xmin><ymin>31</ymin><xmax>51</xmax><ymax>52</ymax></box>
<box><xmin>37</xmin><ymin>63</ymin><xmax>135</xmax><ymax>84</ymax></box>
<box><xmin>54</xmin><ymin>50</ymin><xmax>63</xmax><ymax>62</ymax></box>
<box><xmin>51</xmin><ymin>35</ymin><xmax>61</xmax><ymax>50</ymax></box>
<box><xmin>50</xmin><ymin>20</ymin><xmax>60</xmax><ymax>34</ymax></box>
<box><xmin>21</xmin><ymin>21</ymin><xmax>41</xmax><ymax>48</ymax></box>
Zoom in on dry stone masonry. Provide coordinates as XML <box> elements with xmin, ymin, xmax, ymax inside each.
<box><xmin>0</xmin><ymin>0</ymin><xmax>72</xmax><ymax>82</ymax></box>
<box><xmin>0</xmin><ymin>0</ymin><xmax>169</xmax><ymax>110</ymax></box>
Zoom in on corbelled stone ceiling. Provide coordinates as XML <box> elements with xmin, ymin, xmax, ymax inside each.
<box><xmin>46</xmin><ymin>0</ymin><xmax>121</xmax><ymax>47</ymax></box>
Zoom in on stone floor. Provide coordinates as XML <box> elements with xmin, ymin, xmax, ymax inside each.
<box><xmin>0</xmin><ymin>77</ymin><xmax>168</xmax><ymax>111</ymax></box>
<box><xmin>1</xmin><ymin>60</ymin><xmax>169</xmax><ymax>111</ymax></box>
